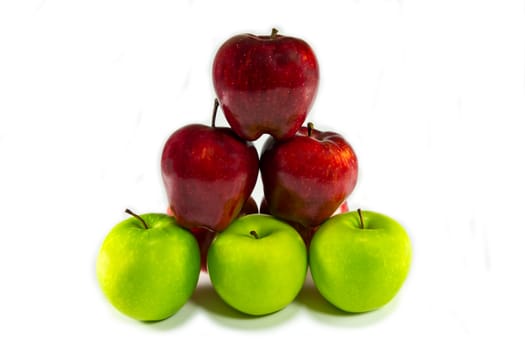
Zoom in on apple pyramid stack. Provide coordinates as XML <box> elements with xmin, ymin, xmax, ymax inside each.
<box><xmin>97</xmin><ymin>29</ymin><xmax>411</xmax><ymax>321</ymax></box>
<box><xmin>161</xmin><ymin>28</ymin><xmax>358</xmax><ymax>263</ymax></box>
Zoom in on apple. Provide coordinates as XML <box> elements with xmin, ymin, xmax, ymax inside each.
<box><xmin>161</xmin><ymin>100</ymin><xmax>259</xmax><ymax>232</ymax></box>
<box><xmin>212</xmin><ymin>28</ymin><xmax>319</xmax><ymax>141</ymax></box>
<box><xmin>207</xmin><ymin>214</ymin><xmax>308</xmax><ymax>316</ymax></box>
<box><xmin>260</xmin><ymin>122</ymin><xmax>358</xmax><ymax>227</ymax></box>
<box><xmin>309</xmin><ymin>209</ymin><xmax>412</xmax><ymax>313</ymax></box>
<box><xmin>96</xmin><ymin>210</ymin><xmax>200</xmax><ymax>321</ymax></box>
<box><xmin>169</xmin><ymin>196</ymin><xmax>259</xmax><ymax>272</ymax></box>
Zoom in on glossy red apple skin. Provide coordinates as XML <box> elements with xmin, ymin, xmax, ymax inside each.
<box><xmin>260</xmin><ymin>125</ymin><xmax>358</xmax><ymax>227</ymax></box>
<box><xmin>212</xmin><ymin>30</ymin><xmax>319</xmax><ymax>141</ymax></box>
<box><xmin>161</xmin><ymin>124</ymin><xmax>259</xmax><ymax>233</ymax></box>
<box><xmin>167</xmin><ymin>196</ymin><xmax>257</xmax><ymax>218</ymax></box>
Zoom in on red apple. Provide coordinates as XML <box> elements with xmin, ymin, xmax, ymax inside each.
<box><xmin>161</xmin><ymin>101</ymin><xmax>259</xmax><ymax>233</ymax></box>
<box><xmin>212</xmin><ymin>28</ymin><xmax>319</xmax><ymax>141</ymax></box>
<box><xmin>260</xmin><ymin>122</ymin><xmax>358</xmax><ymax>227</ymax></box>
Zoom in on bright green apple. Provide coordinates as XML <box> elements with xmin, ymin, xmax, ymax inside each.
<box><xmin>207</xmin><ymin>214</ymin><xmax>308</xmax><ymax>316</ymax></box>
<box><xmin>96</xmin><ymin>210</ymin><xmax>200</xmax><ymax>321</ymax></box>
<box><xmin>309</xmin><ymin>209</ymin><xmax>412</xmax><ymax>313</ymax></box>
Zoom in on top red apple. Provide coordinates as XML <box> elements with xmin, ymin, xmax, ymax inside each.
<box><xmin>212</xmin><ymin>28</ymin><xmax>319</xmax><ymax>141</ymax></box>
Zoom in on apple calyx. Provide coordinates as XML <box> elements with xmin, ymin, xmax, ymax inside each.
<box><xmin>125</xmin><ymin>209</ymin><xmax>149</xmax><ymax>229</ymax></box>
<box><xmin>357</xmin><ymin>208</ymin><xmax>364</xmax><ymax>229</ymax></box>
<box><xmin>211</xmin><ymin>98</ymin><xmax>220</xmax><ymax>128</ymax></box>
<box><xmin>270</xmin><ymin>28</ymin><xmax>278</xmax><ymax>39</ymax></box>
<box><xmin>250</xmin><ymin>230</ymin><xmax>260</xmax><ymax>239</ymax></box>
<box><xmin>307</xmin><ymin>122</ymin><xmax>314</xmax><ymax>137</ymax></box>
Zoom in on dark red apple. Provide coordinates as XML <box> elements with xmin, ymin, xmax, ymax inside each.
<box><xmin>212</xmin><ymin>28</ymin><xmax>319</xmax><ymax>141</ymax></box>
<box><xmin>260</xmin><ymin>122</ymin><xmax>358</xmax><ymax>227</ymax></box>
<box><xmin>161</xmin><ymin>101</ymin><xmax>259</xmax><ymax>233</ymax></box>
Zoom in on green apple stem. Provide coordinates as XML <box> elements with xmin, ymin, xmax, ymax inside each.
<box><xmin>125</xmin><ymin>209</ymin><xmax>149</xmax><ymax>229</ymax></box>
<box><xmin>211</xmin><ymin>98</ymin><xmax>219</xmax><ymax>128</ymax></box>
<box><xmin>307</xmin><ymin>122</ymin><xmax>314</xmax><ymax>137</ymax></box>
<box><xmin>250</xmin><ymin>230</ymin><xmax>259</xmax><ymax>239</ymax></box>
<box><xmin>271</xmin><ymin>28</ymin><xmax>278</xmax><ymax>39</ymax></box>
<box><xmin>357</xmin><ymin>208</ymin><xmax>364</xmax><ymax>229</ymax></box>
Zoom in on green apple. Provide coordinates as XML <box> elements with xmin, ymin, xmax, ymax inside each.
<box><xmin>96</xmin><ymin>209</ymin><xmax>200</xmax><ymax>321</ymax></box>
<box><xmin>309</xmin><ymin>209</ymin><xmax>412</xmax><ymax>313</ymax></box>
<box><xmin>207</xmin><ymin>214</ymin><xmax>308</xmax><ymax>316</ymax></box>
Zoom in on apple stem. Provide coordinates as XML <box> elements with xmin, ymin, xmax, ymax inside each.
<box><xmin>125</xmin><ymin>209</ymin><xmax>149</xmax><ymax>229</ymax></box>
<box><xmin>271</xmin><ymin>28</ymin><xmax>278</xmax><ymax>39</ymax></box>
<box><xmin>211</xmin><ymin>98</ymin><xmax>219</xmax><ymax>128</ymax></box>
<box><xmin>307</xmin><ymin>122</ymin><xmax>314</xmax><ymax>137</ymax></box>
<box><xmin>357</xmin><ymin>208</ymin><xmax>364</xmax><ymax>229</ymax></box>
<box><xmin>250</xmin><ymin>230</ymin><xmax>259</xmax><ymax>239</ymax></box>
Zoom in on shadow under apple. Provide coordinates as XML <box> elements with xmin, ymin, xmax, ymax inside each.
<box><xmin>190</xmin><ymin>282</ymin><xmax>250</xmax><ymax>320</ymax></box>
<box><xmin>140</xmin><ymin>299</ymin><xmax>199</xmax><ymax>331</ymax></box>
<box><xmin>295</xmin><ymin>271</ymin><xmax>400</xmax><ymax>328</ymax></box>
<box><xmin>141</xmin><ymin>270</ymin><xmax>399</xmax><ymax>331</ymax></box>
<box><xmin>190</xmin><ymin>275</ymin><xmax>299</xmax><ymax>330</ymax></box>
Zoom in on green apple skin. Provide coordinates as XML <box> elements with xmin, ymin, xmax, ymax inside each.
<box><xmin>96</xmin><ymin>213</ymin><xmax>200</xmax><ymax>321</ymax></box>
<box><xmin>309</xmin><ymin>210</ymin><xmax>412</xmax><ymax>313</ymax></box>
<box><xmin>207</xmin><ymin>214</ymin><xmax>308</xmax><ymax>316</ymax></box>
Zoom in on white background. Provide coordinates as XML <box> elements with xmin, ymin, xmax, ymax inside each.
<box><xmin>1</xmin><ymin>0</ymin><xmax>524</xmax><ymax>348</ymax></box>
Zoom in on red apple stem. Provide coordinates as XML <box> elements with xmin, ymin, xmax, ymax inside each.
<box><xmin>211</xmin><ymin>98</ymin><xmax>219</xmax><ymax>128</ymax></box>
<box><xmin>271</xmin><ymin>28</ymin><xmax>278</xmax><ymax>39</ymax></box>
<box><xmin>250</xmin><ymin>230</ymin><xmax>259</xmax><ymax>239</ymax></box>
<box><xmin>125</xmin><ymin>208</ymin><xmax>149</xmax><ymax>229</ymax></box>
<box><xmin>307</xmin><ymin>122</ymin><xmax>314</xmax><ymax>137</ymax></box>
<box><xmin>357</xmin><ymin>208</ymin><xmax>364</xmax><ymax>229</ymax></box>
